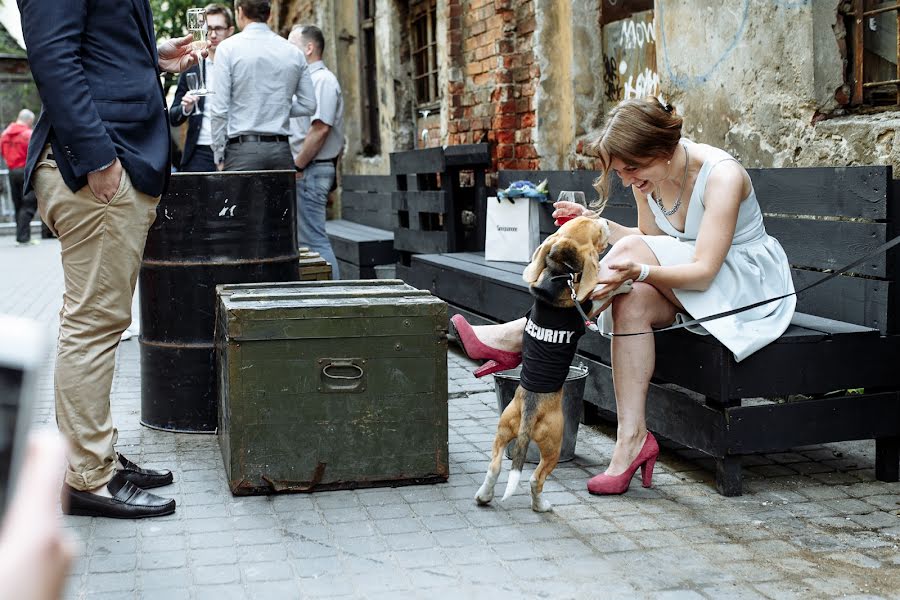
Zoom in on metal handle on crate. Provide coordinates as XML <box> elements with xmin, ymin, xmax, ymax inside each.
<box><xmin>322</xmin><ymin>362</ymin><xmax>364</xmax><ymax>380</ymax></box>
<box><xmin>318</xmin><ymin>358</ymin><xmax>367</xmax><ymax>393</ymax></box>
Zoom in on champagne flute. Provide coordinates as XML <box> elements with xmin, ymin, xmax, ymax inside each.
<box><xmin>186</xmin><ymin>8</ymin><xmax>212</xmax><ymax>96</ymax></box>
<box><xmin>184</xmin><ymin>73</ymin><xmax>203</xmax><ymax>116</ymax></box>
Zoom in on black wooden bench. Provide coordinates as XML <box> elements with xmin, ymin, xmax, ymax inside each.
<box><xmin>329</xmin><ymin>175</ymin><xmax>397</xmax><ymax>279</ymax></box>
<box><xmin>403</xmin><ymin>166</ymin><xmax>900</xmax><ymax>496</ymax></box>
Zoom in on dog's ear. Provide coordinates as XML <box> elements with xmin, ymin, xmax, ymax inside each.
<box><xmin>522</xmin><ymin>232</ymin><xmax>558</xmax><ymax>283</ymax></box>
<box><xmin>576</xmin><ymin>252</ymin><xmax>601</xmax><ymax>302</ymax></box>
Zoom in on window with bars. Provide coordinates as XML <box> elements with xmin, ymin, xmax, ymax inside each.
<box><xmin>848</xmin><ymin>0</ymin><xmax>900</xmax><ymax>107</ymax></box>
<box><xmin>358</xmin><ymin>0</ymin><xmax>381</xmax><ymax>155</ymax></box>
<box><xmin>410</xmin><ymin>0</ymin><xmax>439</xmax><ymax>107</ymax></box>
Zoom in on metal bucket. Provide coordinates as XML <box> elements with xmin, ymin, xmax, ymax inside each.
<box><xmin>139</xmin><ymin>170</ymin><xmax>300</xmax><ymax>432</ymax></box>
<box><xmin>493</xmin><ymin>364</ymin><xmax>588</xmax><ymax>463</ymax></box>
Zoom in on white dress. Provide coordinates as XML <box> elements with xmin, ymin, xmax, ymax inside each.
<box><xmin>599</xmin><ymin>142</ymin><xmax>796</xmax><ymax>362</ymax></box>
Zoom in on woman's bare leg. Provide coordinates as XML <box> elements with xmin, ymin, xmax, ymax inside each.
<box><xmin>469</xmin><ymin>317</ymin><xmax>527</xmax><ymax>353</ymax></box>
<box><xmin>606</xmin><ymin>285</ymin><xmax>677</xmax><ymax>475</ymax></box>
<box><xmin>597</xmin><ymin>236</ymin><xmax>679</xmax><ymax>475</ymax></box>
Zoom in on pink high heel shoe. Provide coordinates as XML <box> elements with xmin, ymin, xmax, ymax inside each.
<box><xmin>448</xmin><ymin>314</ymin><xmax>522</xmax><ymax>378</ymax></box>
<box><xmin>587</xmin><ymin>432</ymin><xmax>659</xmax><ymax>495</ymax></box>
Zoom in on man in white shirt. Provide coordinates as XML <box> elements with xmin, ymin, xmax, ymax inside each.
<box><xmin>289</xmin><ymin>25</ymin><xmax>344</xmax><ymax>278</ymax></box>
<box><xmin>210</xmin><ymin>0</ymin><xmax>316</xmax><ymax>171</ymax></box>
<box><xmin>168</xmin><ymin>3</ymin><xmax>234</xmax><ymax>172</ymax></box>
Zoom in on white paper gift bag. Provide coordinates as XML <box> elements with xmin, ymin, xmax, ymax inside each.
<box><xmin>484</xmin><ymin>196</ymin><xmax>541</xmax><ymax>262</ymax></box>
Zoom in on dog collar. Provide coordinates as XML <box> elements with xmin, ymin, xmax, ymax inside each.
<box><xmin>549</xmin><ymin>273</ymin><xmax>599</xmax><ymax>332</ymax></box>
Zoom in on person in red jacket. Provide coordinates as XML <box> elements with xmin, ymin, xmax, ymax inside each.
<box><xmin>1</xmin><ymin>109</ymin><xmax>36</xmax><ymax>245</ymax></box>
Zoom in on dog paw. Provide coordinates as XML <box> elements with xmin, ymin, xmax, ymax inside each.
<box><xmin>475</xmin><ymin>483</ymin><xmax>495</xmax><ymax>505</ymax></box>
<box><xmin>529</xmin><ymin>480</ymin><xmax>552</xmax><ymax>512</ymax></box>
<box><xmin>475</xmin><ymin>490</ymin><xmax>494</xmax><ymax>505</ymax></box>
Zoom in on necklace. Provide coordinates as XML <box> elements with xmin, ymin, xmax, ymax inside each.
<box><xmin>655</xmin><ymin>143</ymin><xmax>689</xmax><ymax>217</ymax></box>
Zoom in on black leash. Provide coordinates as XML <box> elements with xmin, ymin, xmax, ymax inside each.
<box><xmin>551</xmin><ymin>234</ymin><xmax>900</xmax><ymax>337</ymax></box>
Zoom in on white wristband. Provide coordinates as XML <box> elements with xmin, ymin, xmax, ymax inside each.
<box><xmin>636</xmin><ymin>263</ymin><xmax>651</xmax><ymax>282</ymax></box>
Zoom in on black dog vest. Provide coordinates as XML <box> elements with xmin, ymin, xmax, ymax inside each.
<box><xmin>519</xmin><ymin>300</ymin><xmax>592</xmax><ymax>393</ymax></box>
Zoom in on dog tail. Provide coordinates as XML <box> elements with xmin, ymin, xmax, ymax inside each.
<box><xmin>502</xmin><ymin>389</ymin><xmax>536</xmax><ymax>501</ymax></box>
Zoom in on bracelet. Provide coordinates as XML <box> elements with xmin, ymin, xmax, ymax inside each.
<box><xmin>636</xmin><ymin>263</ymin><xmax>651</xmax><ymax>282</ymax></box>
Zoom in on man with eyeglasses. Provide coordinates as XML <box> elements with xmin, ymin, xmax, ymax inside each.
<box><xmin>209</xmin><ymin>0</ymin><xmax>315</xmax><ymax>171</ymax></box>
<box><xmin>169</xmin><ymin>3</ymin><xmax>235</xmax><ymax>172</ymax></box>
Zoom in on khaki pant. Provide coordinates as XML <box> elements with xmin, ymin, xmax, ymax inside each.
<box><xmin>33</xmin><ymin>147</ymin><xmax>159</xmax><ymax>490</ymax></box>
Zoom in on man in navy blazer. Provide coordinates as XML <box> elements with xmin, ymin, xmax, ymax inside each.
<box><xmin>169</xmin><ymin>3</ymin><xmax>234</xmax><ymax>172</ymax></box>
<box><xmin>18</xmin><ymin>0</ymin><xmax>201</xmax><ymax>519</ymax></box>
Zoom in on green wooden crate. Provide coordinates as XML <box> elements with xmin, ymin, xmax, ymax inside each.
<box><xmin>215</xmin><ymin>280</ymin><xmax>449</xmax><ymax>495</ymax></box>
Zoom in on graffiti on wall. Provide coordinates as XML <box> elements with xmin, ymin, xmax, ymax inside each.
<box><xmin>602</xmin><ymin>10</ymin><xmax>658</xmax><ymax>102</ymax></box>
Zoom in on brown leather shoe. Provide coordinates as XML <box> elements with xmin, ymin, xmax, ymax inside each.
<box><xmin>117</xmin><ymin>453</ymin><xmax>173</xmax><ymax>489</ymax></box>
<box><xmin>62</xmin><ymin>472</ymin><xmax>175</xmax><ymax>519</ymax></box>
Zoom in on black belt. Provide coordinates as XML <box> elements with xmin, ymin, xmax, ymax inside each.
<box><xmin>226</xmin><ymin>135</ymin><xmax>289</xmax><ymax>146</ymax></box>
<box><xmin>310</xmin><ymin>158</ymin><xmax>337</xmax><ymax>165</ymax></box>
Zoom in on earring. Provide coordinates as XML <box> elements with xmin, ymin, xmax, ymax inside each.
<box><xmin>667</xmin><ymin>160</ymin><xmax>671</xmax><ymax>165</ymax></box>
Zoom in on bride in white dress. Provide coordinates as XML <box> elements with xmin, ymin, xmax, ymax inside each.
<box><xmin>451</xmin><ymin>96</ymin><xmax>795</xmax><ymax>495</ymax></box>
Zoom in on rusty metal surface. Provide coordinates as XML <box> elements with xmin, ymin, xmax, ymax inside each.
<box><xmin>139</xmin><ymin>171</ymin><xmax>300</xmax><ymax>432</ymax></box>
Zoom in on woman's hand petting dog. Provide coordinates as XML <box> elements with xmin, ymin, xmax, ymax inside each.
<box><xmin>590</xmin><ymin>260</ymin><xmax>638</xmax><ymax>301</ymax></box>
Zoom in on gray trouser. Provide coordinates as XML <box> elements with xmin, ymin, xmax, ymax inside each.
<box><xmin>223</xmin><ymin>140</ymin><xmax>293</xmax><ymax>171</ymax></box>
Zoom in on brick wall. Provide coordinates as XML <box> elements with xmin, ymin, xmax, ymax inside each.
<box><xmin>446</xmin><ymin>0</ymin><xmax>539</xmax><ymax>171</ymax></box>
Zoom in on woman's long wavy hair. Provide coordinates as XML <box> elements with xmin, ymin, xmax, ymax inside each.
<box><xmin>589</xmin><ymin>97</ymin><xmax>683</xmax><ymax>214</ymax></box>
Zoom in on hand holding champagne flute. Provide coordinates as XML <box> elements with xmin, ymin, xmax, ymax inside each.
<box><xmin>186</xmin><ymin>8</ymin><xmax>212</xmax><ymax>95</ymax></box>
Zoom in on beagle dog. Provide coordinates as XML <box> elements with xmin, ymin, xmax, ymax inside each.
<box><xmin>475</xmin><ymin>216</ymin><xmax>632</xmax><ymax>512</ymax></box>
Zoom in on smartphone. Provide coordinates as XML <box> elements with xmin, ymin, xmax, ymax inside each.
<box><xmin>0</xmin><ymin>315</ymin><xmax>46</xmax><ymax>514</ymax></box>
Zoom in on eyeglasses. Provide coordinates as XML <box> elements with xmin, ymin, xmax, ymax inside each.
<box><xmin>208</xmin><ymin>26</ymin><xmax>229</xmax><ymax>34</ymax></box>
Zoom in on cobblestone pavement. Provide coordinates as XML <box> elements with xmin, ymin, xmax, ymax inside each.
<box><xmin>2</xmin><ymin>236</ymin><xmax>900</xmax><ymax>600</ymax></box>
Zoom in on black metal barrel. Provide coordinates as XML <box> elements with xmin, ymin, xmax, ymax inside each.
<box><xmin>139</xmin><ymin>170</ymin><xmax>300</xmax><ymax>432</ymax></box>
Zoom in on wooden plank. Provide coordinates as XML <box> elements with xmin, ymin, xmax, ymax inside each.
<box><xmin>342</xmin><ymin>191</ymin><xmax>393</xmax><ymax>212</ymax></box>
<box><xmin>394</xmin><ymin>229</ymin><xmax>449</xmax><ymax>255</ymax></box>
<box><xmin>595</xmin><ymin>205</ymin><xmax>638</xmax><ymax>228</ymax></box>
<box><xmin>341</xmin><ymin>206</ymin><xmax>396</xmax><ymax>231</ymax></box>
<box><xmin>726</xmin><ymin>392</ymin><xmax>900</xmax><ymax>454</ymax></box>
<box><xmin>724</xmin><ymin>333</ymin><xmax>900</xmax><ymax>400</ymax></box>
<box><xmin>390</xmin><ymin>147</ymin><xmax>445</xmax><ymax>175</ymax></box>
<box><xmin>444</xmin><ymin>143</ymin><xmax>491</xmax><ymax>166</ymax></box>
<box><xmin>327</xmin><ymin>236</ymin><xmax>395</xmax><ymax>267</ymax></box>
<box><xmin>451</xmin><ymin>252</ymin><xmax>526</xmax><ymax>277</ymax></box>
<box><xmin>768</xmin><ymin>217</ymin><xmax>888</xmax><ymax>277</ymax></box>
<box><xmin>325</xmin><ymin>220</ymin><xmax>393</xmax><ymax>241</ymax></box>
<box><xmin>407</xmin><ymin>256</ymin><xmax>532</xmax><ymax>321</ymax></box>
<box><xmin>750</xmin><ymin>166</ymin><xmax>890</xmax><ymax>219</ymax></box>
<box><xmin>341</xmin><ymin>174</ymin><xmax>395</xmax><ymax>193</ymax></box>
<box><xmin>413</xmin><ymin>253</ymin><xmax>528</xmax><ymax>290</ymax></box>
<box><xmin>393</xmin><ymin>191</ymin><xmax>448</xmax><ymax>214</ymax></box>
<box><xmin>579</xmin><ymin>354</ymin><xmax>727</xmax><ymax>458</ymax></box>
<box><xmin>791</xmin><ymin>267</ymin><xmax>890</xmax><ymax>332</ymax></box>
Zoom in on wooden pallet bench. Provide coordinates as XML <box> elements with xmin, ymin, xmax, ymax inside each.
<box><xmin>403</xmin><ymin>166</ymin><xmax>900</xmax><ymax>496</ymax></box>
<box><xmin>330</xmin><ymin>175</ymin><xmax>396</xmax><ymax>279</ymax></box>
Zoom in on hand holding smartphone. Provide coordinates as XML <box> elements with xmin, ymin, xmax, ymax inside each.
<box><xmin>0</xmin><ymin>315</ymin><xmax>46</xmax><ymax>513</ymax></box>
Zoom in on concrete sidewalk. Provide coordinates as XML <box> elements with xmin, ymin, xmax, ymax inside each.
<box><xmin>1</xmin><ymin>236</ymin><xmax>899</xmax><ymax>600</ymax></box>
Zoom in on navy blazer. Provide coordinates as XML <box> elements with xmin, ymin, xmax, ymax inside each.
<box><xmin>18</xmin><ymin>0</ymin><xmax>170</xmax><ymax>198</ymax></box>
<box><xmin>169</xmin><ymin>65</ymin><xmax>205</xmax><ymax>168</ymax></box>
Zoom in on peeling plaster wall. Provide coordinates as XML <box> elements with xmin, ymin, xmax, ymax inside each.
<box><xmin>534</xmin><ymin>0</ymin><xmax>574</xmax><ymax>169</ymax></box>
<box><xmin>534</xmin><ymin>0</ymin><xmax>604</xmax><ymax>169</ymax></box>
<box><xmin>658</xmin><ymin>0</ymin><xmax>900</xmax><ymax>172</ymax></box>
